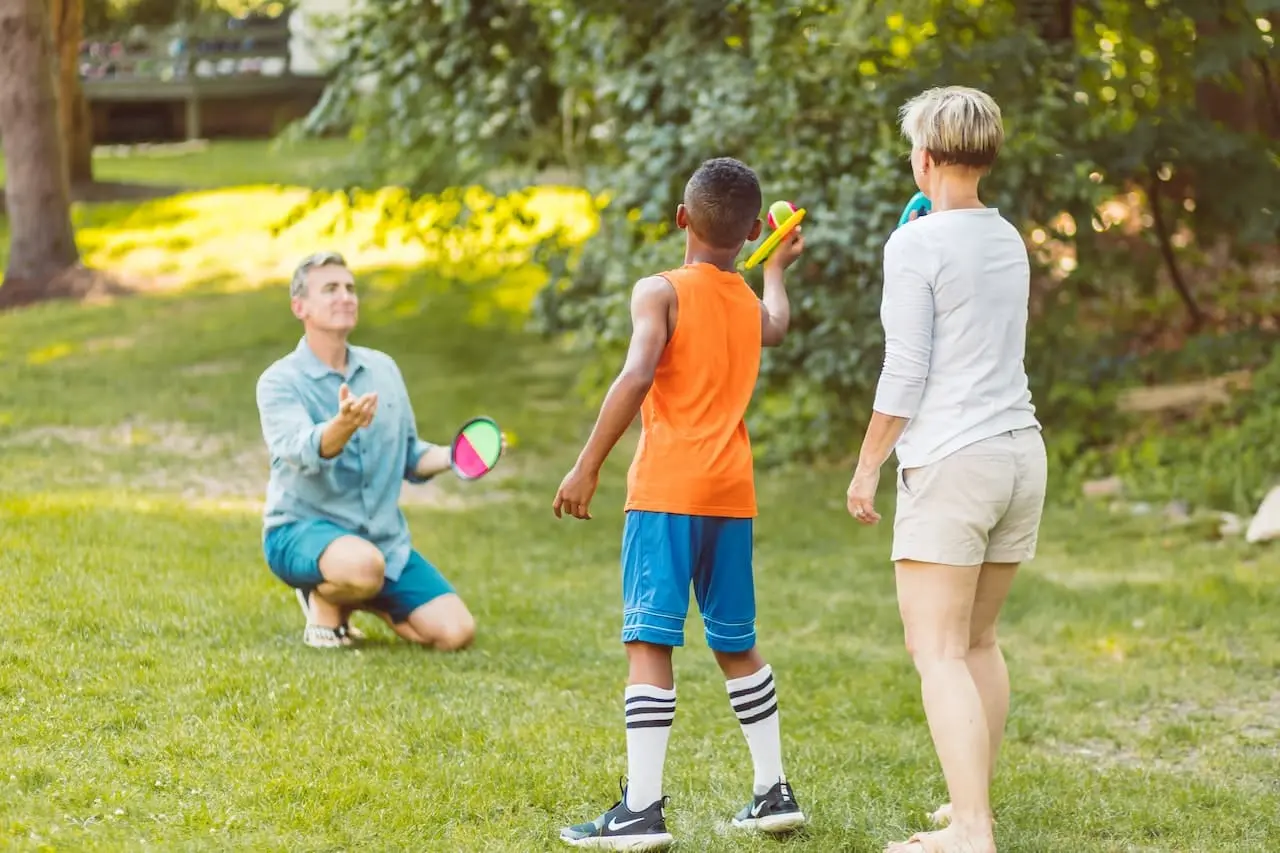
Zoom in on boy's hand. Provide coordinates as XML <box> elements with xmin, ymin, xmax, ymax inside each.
<box><xmin>552</xmin><ymin>464</ymin><xmax>599</xmax><ymax>520</ymax></box>
<box><xmin>764</xmin><ymin>226</ymin><xmax>804</xmax><ymax>272</ymax></box>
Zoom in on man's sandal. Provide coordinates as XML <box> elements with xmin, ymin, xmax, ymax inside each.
<box><xmin>302</xmin><ymin>623</ymin><xmax>352</xmax><ymax>648</ymax></box>
<box><xmin>295</xmin><ymin>588</ymin><xmax>366</xmax><ymax>642</ymax></box>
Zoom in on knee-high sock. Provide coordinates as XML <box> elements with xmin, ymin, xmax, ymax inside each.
<box><xmin>624</xmin><ymin>684</ymin><xmax>676</xmax><ymax>811</ymax></box>
<box><xmin>726</xmin><ymin>664</ymin><xmax>784</xmax><ymax>795</ymax></box>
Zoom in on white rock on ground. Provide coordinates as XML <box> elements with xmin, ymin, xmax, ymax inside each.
<box><xmin>1245</xmin><ymin>486</ymin><xmax>1280</xmax><ymax>544</ymax></box>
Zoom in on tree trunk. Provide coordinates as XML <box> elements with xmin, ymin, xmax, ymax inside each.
<box><xmin>1194</xmin><ymin>11</ymin><xmax>1278</xmax><ymax>139</ymax></box>
<box><xmin>0</xmin><ymin>0</ymin><xmax>81</xmax><ymax>304</ymax></box>
<box><xmin>50</xmin><ymin>0</ymin><xmax>93</xmax><ymax>184</ymax></box>
<box><xmin>1019</xmin><ymin>0</ymin><xmax>1075</xmax><ymax>44</ymax></box>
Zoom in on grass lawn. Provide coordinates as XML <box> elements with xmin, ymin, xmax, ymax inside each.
<box><xmin>0</xmin><ymin>138</ymin><xmax>359</xmax><ymax>191</ymax></box>
<box><xmin>1</xmin><ymin>142</ymin><xmax>1278</xmax><ymax>852</ymax></box>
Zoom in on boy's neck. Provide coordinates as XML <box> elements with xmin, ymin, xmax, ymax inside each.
<box><xmin>684</xmin><ymin>243</ymin><xmax>740</xmax><ymax>273</ymax></box>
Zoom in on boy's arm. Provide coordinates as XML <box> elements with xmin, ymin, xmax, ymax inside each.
<box><xmin>573</xmin><ymin>275</ymin><xmax>673</xmax><ymax>473</ymax></box>
<box><xmin>760</xmin><ymin>262</ymin><xmax>790</xmax><ymax>347</ymax></box>
<box><xmin>760</xmin><ymin>227</ymin><xmax>803</xmax><ymax>347</ymax></box>
<box><xmin>552</xmin><ymin>275</ymin><xmax>672</xmax><ymax>520</ymax></box>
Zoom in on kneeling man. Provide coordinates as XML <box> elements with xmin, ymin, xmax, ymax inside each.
<box><xmin>255</xmin><ymin>251</ymin><xmax>483</xmax><ymax>650</ymax></box>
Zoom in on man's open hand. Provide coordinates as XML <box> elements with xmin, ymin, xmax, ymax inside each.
<box><xmin>337</xmin><ymin>383</ymin><xmax>377</xmax><ymax>430</ymax></box>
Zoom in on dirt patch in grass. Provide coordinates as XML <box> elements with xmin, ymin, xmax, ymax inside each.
<box><xmin>1</xmin><ymin>420</ymin><xmax>514</xmax><ymax>511</ymax></box>
<box><xmin>1046</xmin><ymin>692</ymin><xmax>1280</xmax><ymax>776</ymax></box>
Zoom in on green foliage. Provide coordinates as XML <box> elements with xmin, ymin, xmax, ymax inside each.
<box><xmin>301</xmin><ymin>0</ymin><xmax>1280</xmax><ymax>473</ymax></box>
<box><xmin>530</xmin><ymin>0</ymin><xmax>1111</xmax><ymax>462</ymax></box>
<box><xmin>1108</xmin><ymin>338</ymin><xmax>1280</xmax><ymax>514</ymax></box>
<box><xmin>301</xmin><ymin>0</ymin><xmax>567</xmax><ymax>194</ymax></box>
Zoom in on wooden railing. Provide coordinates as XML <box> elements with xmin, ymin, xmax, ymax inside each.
<box><xmin>79</xmin><ymin>17</ymin><xmax>325</xmax><ymax>139</ymax></box>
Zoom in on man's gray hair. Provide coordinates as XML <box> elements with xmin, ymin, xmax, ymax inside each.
<box><xmin>289</xmin><ymin>251</ymin><xmax>348</xmax><ymax>299</ymax></box>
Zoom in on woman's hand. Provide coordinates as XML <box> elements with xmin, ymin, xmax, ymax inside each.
<box><xmin>846</xmin><ymin>465</ymin><xmax>882</xmax><ymax>525</ymax></box>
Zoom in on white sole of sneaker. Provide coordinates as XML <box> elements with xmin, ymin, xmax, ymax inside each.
<box><xmin>561</xmin><ymin>832</ymin><xmax>674</xmax><ymax>850</ymax></box>
<box><xmin>297</xmin><ymin>588</ymin><xmax>368</xmax><ymax>641</ymax></box>
<box><xmin>733</xmin><ymin>811</ymin><xmax>807</xmax><ymax>833</ymax></box>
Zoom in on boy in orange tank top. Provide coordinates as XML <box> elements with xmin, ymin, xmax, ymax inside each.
<box><xmin>553</xmin><ymin>158</ymin><xmax>805</xmax><ymax>850</ymax></box>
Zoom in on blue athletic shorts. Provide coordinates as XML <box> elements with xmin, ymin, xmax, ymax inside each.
<box><xmin>263</xmin><ymin>519</ymin><xmax>454</xmax><ymax>624</ymax></box>
<box><xmin>620</xmin><ymin>510</ymin><xmax>756</xmax><ymax>653</ymax></box>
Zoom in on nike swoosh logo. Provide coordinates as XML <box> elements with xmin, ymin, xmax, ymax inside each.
<box><xmin>751</xmin><ymin>802</ymin><xmax>768</xmax><ymax>817</ymax></box>
<box><xmin>608</xmin><ymin>817</ymin><xmax>644</xmax><ymax>831</ymax></box>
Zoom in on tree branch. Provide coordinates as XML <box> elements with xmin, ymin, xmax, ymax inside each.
<box><xmin>1147</xmin><ymin>167</ymin><xmax>1203</xmax><ymax>331</ymax></box>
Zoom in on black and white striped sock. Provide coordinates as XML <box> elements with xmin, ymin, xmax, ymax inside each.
<box><xmin>727</xmin><ymin>664</ymin><xmax>784</xmax><ymax>795</ymax></box>
<box><xmin>624</xmin><ymin>684</ymin><xmax>676</xmax><ymax>811</ymax></box>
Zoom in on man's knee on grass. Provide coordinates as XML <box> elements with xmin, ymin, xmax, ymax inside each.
<box><xmin>318</xmin><ymin>536</ymin><xmax>385</xmax><ymax>600</ymax></box>
<box><xmin>406</xmin><ymin>594</ymin><xmax>475</xmax><ymax>651</ymax></box>
<box><xmin>433</xmin><ymin>607</ymin><xmax>475</xmax><ymax>652</ymax></box>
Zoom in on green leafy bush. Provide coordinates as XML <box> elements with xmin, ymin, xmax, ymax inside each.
<box><xmin>302</xmin><ymin>0</ymin><xmax>1279</xmax><ymax>482</ymax></box>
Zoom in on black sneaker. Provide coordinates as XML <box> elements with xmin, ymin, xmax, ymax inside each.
<box><xmin>560</xmin><ymin>778</ymin><xmax>674</xmax><ymax>850</ymax></box>
<box><xmin>731</xmin><ymin>777</ymin><xmax>806</xmax><ymax>834</ymax></box>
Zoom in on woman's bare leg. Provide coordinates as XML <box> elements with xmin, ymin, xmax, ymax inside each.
<box><xmin>928</xmin><ymin>562</ymin><xmax>1019</xmax><ymax>829</ymax></box>
<box><xmin>885</xmin><ymin>560</ymin><xmax>996</xmax><ymax>853</ymax></box>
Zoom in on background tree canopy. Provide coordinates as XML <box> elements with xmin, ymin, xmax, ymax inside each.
<box><xmin>83</xmin><ymin>0</ymin><xmax>289</xmax><ymax>34</ymax></box>
<box><xmin>300</xmin><ymin>0</ymin><xmax>1278</xmax><ymax>507</ymax></box>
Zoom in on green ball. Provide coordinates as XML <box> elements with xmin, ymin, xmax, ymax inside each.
<box><xmin>767</xmin><ymin>200</ymin><xmax>796</xmax><ymax>230</ymax></box>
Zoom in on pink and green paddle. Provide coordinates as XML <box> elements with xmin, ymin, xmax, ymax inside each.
<box><xmin>450</xmin><ymin>416</ymin><xmax>504</xmax><ymax>481</ymax></box>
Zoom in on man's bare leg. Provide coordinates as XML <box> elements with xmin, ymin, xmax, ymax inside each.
<box><xmin>402</xmin><ymin>593</ymin><xmax>476</xmax><ymax>651</ymax></box>
<box><xmin>366</xmin><ymin>609</ymin><xmax>427</xmax><ymax>644</ymax></box>
<box><xmin>300</xmin><ymin>536</ymin><xmax>385</xmax><ymax>646</ymax></box>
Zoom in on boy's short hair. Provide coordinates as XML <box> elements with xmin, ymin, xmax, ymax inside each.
<box><xmin>682</xmin><ymin>157</ymin><xmax>763</xmax><ymax>250</ymax></box>
<box><xmin>899</xmin><ymin>86</ymin><xmax>1004</xmax><ymax>169</ymax></box>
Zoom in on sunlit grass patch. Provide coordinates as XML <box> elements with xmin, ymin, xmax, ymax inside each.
<box><xmin>66</xmin><ymin>181</ymin><xmax>596</xmax><ymax>298</ymax></box>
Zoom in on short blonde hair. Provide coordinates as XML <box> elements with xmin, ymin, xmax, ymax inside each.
<box><xmin>899</xmin><ymin>86</ymin><xmax>1004</xmax><ymax>169</ymax></box>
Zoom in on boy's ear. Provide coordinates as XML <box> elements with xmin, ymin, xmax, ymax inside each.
<box><xmin>748</xmin><ymin>218</ymin><xmax>763</xmax><ymax>241</ymax></box>
<box><xmin>675</xmin><ymin>203</ymin><xmax>689</xmax><ymax>230</ymax></box>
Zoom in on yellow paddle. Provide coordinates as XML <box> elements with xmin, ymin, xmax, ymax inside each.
<box><xmin>743</xmin><ymin>200</ymin><xmax>806</xmax><ymax>270</ymax></box>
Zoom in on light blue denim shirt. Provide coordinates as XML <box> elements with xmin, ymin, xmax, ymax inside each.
<box><xmin>255</xmin><ymin>337</ymin><xmax>436</xmax><ymax>581</ymax></box>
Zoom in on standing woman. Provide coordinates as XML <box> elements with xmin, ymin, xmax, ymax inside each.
<box><xmin>846</xmin><ymin>86</ymin><xmax>1047</xmax><ymax>853</ymax></box>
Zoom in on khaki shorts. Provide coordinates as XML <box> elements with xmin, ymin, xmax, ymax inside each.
<box><xmin>892</xmin><ymin>427</ymin><xmax>1047</xmax><ymax>566</ymax></box>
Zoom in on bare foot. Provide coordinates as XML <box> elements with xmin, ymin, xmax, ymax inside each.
<box><xmin>928</xmin><ymin>804</ymin><xmax>995</xmax><ymax>829</ymax></box>
<box><xmin>884</xmin><ymin>826</ymin><xmax>995</xmax><ymax>853</ymax></box>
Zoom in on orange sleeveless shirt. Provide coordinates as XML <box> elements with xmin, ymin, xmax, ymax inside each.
<box><xmin>625</xmin><ymin>262</ymin><xmax>763</xmax><ymax>518</ymax></box>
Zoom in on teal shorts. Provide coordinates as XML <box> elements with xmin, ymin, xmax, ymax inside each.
<box><xmin>263</xmin><ymin>519</ymin><xmax>454</xmax><ymax>624</ymax></box>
